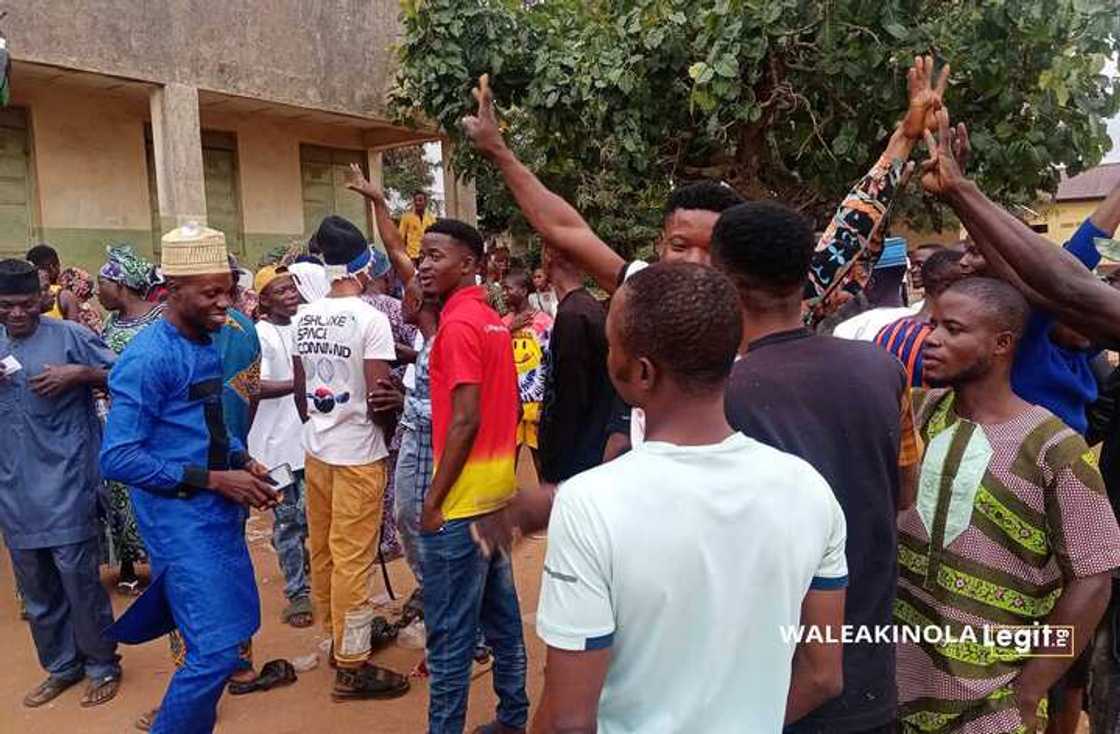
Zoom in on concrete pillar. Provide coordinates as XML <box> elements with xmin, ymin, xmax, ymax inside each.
<box><xmin>149</xmin><ymin>83</ymin><xmax>207</xmax><ymax>234</ymax></box>
<box><xmin>366</xmin><ymin>150</ymin><xmax>385</xmax><ymax>251</ymax></box>
<box><xmin>440</xmin><ymin>142</ymin><xmax>478</xmax><ymax>226</ymax></box>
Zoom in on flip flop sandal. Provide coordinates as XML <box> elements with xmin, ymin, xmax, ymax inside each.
<box><xmin>408</xmin><ymin>658</ymin><xmax>429</xmax><ymax>679</ymax></box>
<box><xmin>23</xmin><ymin>675</ymin><xmax>81</xmax><ymax>707</ymax></box>
<box><xmin>80</xmin><ymin>675</ymin><xmax>121</xmax><ymax>708</ymax></box>
<box><xmin>135</xmin><ymin>707</ymin><xmax>160</xmax><ymax>731</ymax></box>
<box><xmin>331</xmin><ymin>665</ymin><xmax>410</xmax><ymax>702</ymax></box>
<box><xmin>281</xmin><ymin>596</ymin><xmax>313</xmax><ymax>628</ymax></box>
<box><xmin>228</xmin><ymin>659</ymin><xmax>297</xmax><ymax>695</ymax></box>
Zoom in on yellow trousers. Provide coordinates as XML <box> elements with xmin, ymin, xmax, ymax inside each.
<box><xmin>304</xmin><ymin>454</ymin><xmax>386</xmax><ymax>669</ymax></box>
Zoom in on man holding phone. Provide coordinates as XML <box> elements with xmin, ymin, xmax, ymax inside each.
<box><xmin>101</xmin><ymin>224</ymin><xmax>279</xmax><ymax>734</ymax></box>
<box><xmin>248</xmin><ymin>264</ymin><xmax>313</xmax><ymax>629</ymax></box>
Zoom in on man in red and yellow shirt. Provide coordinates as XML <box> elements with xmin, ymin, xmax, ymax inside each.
<box><xmin>417</xmin><ymin>217</ymin><xmax>527</xmax><ymax>734</ymax></box>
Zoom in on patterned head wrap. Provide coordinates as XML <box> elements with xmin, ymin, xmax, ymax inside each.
<box><xmin>100</xmin><ymin>244</ymin><xmax>161</xmax><ymax>294</ymax></box>
<box><xmin>59</xmin><ymin>267</ymin><xmax>95</xmax><ymax>301</ymax></box>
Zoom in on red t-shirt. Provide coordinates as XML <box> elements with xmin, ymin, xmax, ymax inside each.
<box><xmin>430</xmin><ymin>286</ymin><xmax>519</xmax><ymax>520</ymax></box>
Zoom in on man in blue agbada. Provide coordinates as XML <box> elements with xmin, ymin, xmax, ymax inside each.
<box><xmin>101</xmin><ymin>224</ymin><xmax>279</xmax><ymax>734</ymax></box>
<box><xmin>0</xmin><ymin>258</ymin><xmax>122</xmax><ymax>710</ymax></box>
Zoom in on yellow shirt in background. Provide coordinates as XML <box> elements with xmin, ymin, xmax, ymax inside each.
<box><xmin>44</xmin><ymin>284</ymin><xmax>63</xmax><ymax>319</ymax></box>
<box><xmin>398</xmin><ymin>210</ymin><xmax>436</xmax><ymax>260</ymax></box>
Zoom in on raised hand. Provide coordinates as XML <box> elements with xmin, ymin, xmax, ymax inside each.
<box><xmin>902</xmin><ymin>55</ymin><xmax>950</xmax><ymax>140</ymax></box>
<box><xmin>951</xmin><ymin>121</ymin><xmax>971</xmax><ymax>174</ymax></box>
<box><xmin>920</xmin><ymin>109</ymin><xmax>966</xmax><ymax>197</ymax></box>
<box><xmin>345</xmin><ymin>162</ymin><xmax>383</xmax><ymax>201</ymax></box>
<box><xmin>461</xmin><ymin>74</ymin><xmax>505</xmax><ymax>157</ymax></box>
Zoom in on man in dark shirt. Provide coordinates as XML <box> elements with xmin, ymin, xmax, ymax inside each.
<box><xmin>712</xmin><ymin>202</ymin><xmax>921</xmax><ymax>734</ymax></box>
<box><xmin>537</xmin><ymin>246</ymin><xmax>615</xmax><ymax>485</ymax></box>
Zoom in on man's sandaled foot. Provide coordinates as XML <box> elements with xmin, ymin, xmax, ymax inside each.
<box><xmin>23</xmin><ymin>674</ymin><xmax>81</xmax><ymax>707</ymax></box>
<box><xmin>331</xmin><ymin>664</ymin><xmax>409</xmax><ymax>701</ymax></box>
<box><xmin>80</xmin><ymin>675</ymin><xmax>121</xmax><ymax>708</ymax></box>
<box><xmin>135</xmin><ymin>707</ymin><xmax>159</xmax><ymax>731</ymax></box>
<box><xmin>281</xmin><ymin>596</ymin><xmax>313</xmax><ymax>628</ymax></box>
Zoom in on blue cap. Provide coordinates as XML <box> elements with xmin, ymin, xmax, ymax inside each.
<box><xmin>875</xmin><ymin>237</ymin><xmax>908</xmax><ymax>269</ymax></box>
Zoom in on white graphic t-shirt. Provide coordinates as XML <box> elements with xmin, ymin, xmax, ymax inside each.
<box><xmin>294</xmin><ymin>296</ymin><xmax>396</xmax><ymax>466</ymax></box>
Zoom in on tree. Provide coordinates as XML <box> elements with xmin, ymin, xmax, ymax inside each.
<box><xmin>390</xmin><ymin>0</ymin><xmax>1120</xmax><ymax>242</ymax></box>
<box><xmin>382</xmin><ymin>145</ymin><xmax>439</xmax><ymax>216</ymax></box>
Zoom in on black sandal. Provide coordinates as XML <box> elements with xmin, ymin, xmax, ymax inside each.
<box><xmin>227</xmin><ymin>659</ymin><xmax>297</xmax><ymax>695</ymax></box>
<box><xmin>332</xmin><ymin>664</ymin><xmax>409</xmax><ymax>702</ymax></box>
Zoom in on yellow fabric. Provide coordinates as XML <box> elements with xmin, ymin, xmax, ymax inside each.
<box><xmin>398</xmin><ymin>211</ymin><xmax>436</xmax><ymax>260</ymax></box>
<box><xmin>304</xmin><ymin>454</ymin><xmax>386</xmax><ymax>668</ymax></box>
<box><xmin>517</xmin><ymin>402</ymin><xmax>541</xmax><ymax>449</ymax></box>
<box><xmin>43</xmin><ymin>284</ymin><xmax>63</xmax><ymax>319</ymax></box>
<box><xmin>437</xmin><ymin>454</ymin><xmax>517</xmax><ymax>522</ymax></box>
<box><xmin>253</xmin><ymin>265</ymin><xmax>288</xmax><ymax>294</ymax></box>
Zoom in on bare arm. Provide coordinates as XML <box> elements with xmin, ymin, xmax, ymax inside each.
<box><xmin>292</xmin><ymin>356</ymin><xmax>308</xmax><ymax>424</ymax></box>
<box><xmin>346</xmin><ymin>163</ymin><xmax>417</xmax><ymax>284</ymax></box>
<box><xmin>363</xmin><ymin>358</ymin><xmax>394</xmax><ymax>431</ymax></box>
<box><xmin>258</xmin><ymin>379</ymin><xmax>293</xmax><ymax>400</ymax></box>
<box><xmin>921</xmin><ymin>115</ymin><xmax>1120</xmax><ymax>344</ymax></box>
<box><xmin>785</xmin><ymin>589</ymin><xmax>846</xmax><ymax>725</ymax></box>
<box><xmin>1012</xmin><ymin>573</ymin><xmax>1111</xmax><ymax>731</ymax></box>
<box><xmin>462</xmin><ymin>75</ymin><xmax>626</xmax><ymax>294</ymax></box>
<box><xmin>58</xmin><ymin>289</ymin><xmax>82</xmax><ymax>322</ymax></box>
<box><xmin>531</xmin><ymin>647</ymin><xmax>611</xmax><ymax>734</ymax></box>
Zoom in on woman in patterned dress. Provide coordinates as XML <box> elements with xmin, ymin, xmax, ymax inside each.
<box><xmin>58</xmin><ymin>267</ymin><xmax>105</xmax><ymax>334</ymax></box>
<box><xmin>96</xmin><ymin>244</ymin><xmax>164</xmax><ymax>592</ymax></box>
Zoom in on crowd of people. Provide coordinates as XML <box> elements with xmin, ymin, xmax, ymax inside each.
<box><xmin>3</xmin><ymin>54</ymin><xmax>1120</xmax><ymax>734</ymax></box>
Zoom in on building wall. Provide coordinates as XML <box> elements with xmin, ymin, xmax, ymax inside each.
<box><xmin>1032</xmin><ymin>200</ymin><xmax>1101</xmax><ymax>244</ymax></box>
<box><xmin>6</xmin><ymin>81</ymin><xmax>392</xmax><ymax>274</ymax></box>
<box><xmin>15</xmin><ymin>83</ymin><xmax>155</xmax><ymax>270</ymax></box>
<box><xmin>7</xmin><ymin>0</ymin><xmax>401</xmax><ymax>120</ymax></box>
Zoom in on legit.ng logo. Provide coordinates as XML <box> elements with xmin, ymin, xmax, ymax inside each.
<box><xmin>309</xmin><ymin>387</ymin><xmax>351</xmax><ymax>414</ymax></box>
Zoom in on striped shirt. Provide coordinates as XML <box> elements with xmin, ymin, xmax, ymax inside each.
<box><xmin>876</xmin><ymin>316</ymin><xmax>934</xmax><ymax>388</ymax></box>
<box><xmin>895</xmin><ymin>389</ymin><xmax>1120</xmax><ymax>734</ymax></box>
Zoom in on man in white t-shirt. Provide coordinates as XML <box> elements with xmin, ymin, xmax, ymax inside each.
<box><xmin>248</xmin><ymin>265</ymin><xmax>313</xmax><ymax>629</ymax></box>
<box><xmin>292</xmin><ymin>216</ymin><xmax>409</xmax><ymax>702</ymax></box>
<box><xmin>533</xmin><ymin>262</ymin><xmax>848</xmax><ymax>733</ymax></box>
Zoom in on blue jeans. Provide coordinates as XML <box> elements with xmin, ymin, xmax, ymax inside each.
<box><xmin>419</xmin><ymin>519</ymin><xmax>528</xmax><ymax>734</ymax></box>
<box><xmin>9</xmin><ymin>537</ymin><xmax>121</xmax><ymax>682</ymax></box>
<box><xmin>271</xmin><ymin>470</ymin><xmax>310</xmax><ymax>601</ymax></box>
<box><xmin>395</xmin><ymin>426</ymin><xmax>431</xmax><ymax>586</ymax></box>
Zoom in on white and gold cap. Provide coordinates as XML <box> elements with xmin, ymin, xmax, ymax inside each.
<box><xmin>160</xmin><ymin>222</ymin><xmax>229</xmax><ymax>276</ymax></box>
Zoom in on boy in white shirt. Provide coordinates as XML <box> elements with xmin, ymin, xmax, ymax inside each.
<box><xmin>292</xmin><ymin>216</ymin><xmax>408</xmax><ymax>701</ymax></box>
<box><xmin>534</xmin><ymin>262</ymin><xmax>848</xmax><ymax>733</ymax></box>
<box><xmin>248</xmin><ymin>265</ymin><xmax>312</xmax><ymax>628</ymax></box>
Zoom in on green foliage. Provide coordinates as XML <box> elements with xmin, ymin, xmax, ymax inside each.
<box><xmin>382</xmin><ymin>145</ymin><xmax>438</xmax><ymax>217</ymax></box>
<box><xmin>391</xmin><ymin>0</ymin><xmax>1120</xmax><ymax>238</ymax></box>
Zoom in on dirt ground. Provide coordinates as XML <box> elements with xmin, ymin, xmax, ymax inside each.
<box><xmin>0</xmin><ymin>456</ymin><xmax>549</xmax><ymax>734</ymax></box>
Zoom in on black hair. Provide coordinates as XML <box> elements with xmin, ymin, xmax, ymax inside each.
<box><xmin>710</xmin><ymin>201</ymin><xmax>814</xmax><ymax>293</ymax></box>
<box><xmin>619</xmin><ymin>262</ymin><xmax>743</xmax><ymax>394</ymax></box>
<box><xmin>314</xmin><ymin>215</ymin><xmax>367</xmax><ymax>266</ymax></box>
<box><xmin>941</xmin><ymin>276</ymin><xmax>1029</xmax><ymax>339</ymax></box>
<box><xmin>26</xmin><ymin>244</ymin><xmax>60</xmax><ymax>269</ymax></box>
<box><xmin>915</xmin><ymin>242</ymin><xmax>946</xmax><ymax>254</ymax></box>
<box><xmin>921</xmin><ymin>249</ymin><xmax>964</xmax><ymax>297</ymax></box>
<box><xmin>502</xmin><ymin>267</ymin><xmax>532</xmax><ymax>292</ymax></box>
<box><xmin>427</xmin><ymin>218</ymin><xmax>485</xmax><ymax>260</ymax></box>
<box><xmin>664</xmin><ymin>181</ymin><xmax>745</xmax><ymax>221</ymax></box>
